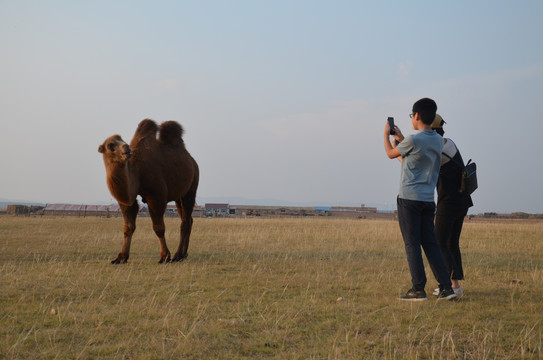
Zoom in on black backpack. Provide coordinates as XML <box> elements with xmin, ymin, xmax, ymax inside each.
<box><xmin>443</xmin><ymin>154</ymin><xmax>478</xmax><ymax>195</ymax></box>
<box><xmin>460</xmin><ymin>159</ymin><xmax>478</xmax><ymax>195</ymax></box>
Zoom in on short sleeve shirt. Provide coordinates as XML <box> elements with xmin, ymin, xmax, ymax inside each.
<box><xmin>441</xmin><ymin>138</ymin><xmax>457</xmax><ymax>165</ymax></box>
<box><xmin>397</xmin><ymin>130</ymin><xmax>443</xmax><ymax>202</ymax></box>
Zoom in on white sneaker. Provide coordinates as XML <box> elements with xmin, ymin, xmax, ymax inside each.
<box><xmin>453</xmin><ymin>287</ymin><xmax>463</xmax><ymax>296</ymax></box>
<box><xmin>433</xmin><ymin>287</ymin><xmax>463</xmax><ymax>296</ymax></box>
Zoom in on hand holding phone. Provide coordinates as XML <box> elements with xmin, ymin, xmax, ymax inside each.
<box><xmin>387</xmin><ymin>117</ymin><xmax>395</xmax><ymax>135</ymax></box>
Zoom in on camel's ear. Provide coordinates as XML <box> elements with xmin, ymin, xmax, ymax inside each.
<box><xmin>98</xmin><ymin>144</ymin><xmax>105</xmax><ymax>153</ymax></box>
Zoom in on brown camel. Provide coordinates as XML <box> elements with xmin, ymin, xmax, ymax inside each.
<box><xmin>98</xmin><ymin>119</ymin><xmax>199</xmax><ymax>264</ymax></box>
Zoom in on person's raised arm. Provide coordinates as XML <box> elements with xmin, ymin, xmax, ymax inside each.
<box><xmin>392</xmin><ymin>137</ymin><xmax>403</xmax><ymax>163</ymax></box>
<box><xmin>384</xmin><ymin>123</ymin><xmax>404</xmax><ymax>159</ymax></box>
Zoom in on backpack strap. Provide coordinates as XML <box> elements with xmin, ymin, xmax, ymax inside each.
<box><xmin>442</xmin><ymin>151</ymin><xmax>465</xmax><ymax>169</ymax></box>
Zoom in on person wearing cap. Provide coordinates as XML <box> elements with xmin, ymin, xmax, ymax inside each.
<box><xmin>384</xmin><ymin>98</ymin><xmax>456</xmax><ymax>301</ymax></box>
<box><xmin>431</xmin><ymin>114</ymin><xmax>473</xmax><ymax>297</ymax></box>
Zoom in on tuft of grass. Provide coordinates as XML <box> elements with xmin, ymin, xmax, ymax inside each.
<box><xmin>1</xmin><ymin>216</ymin><xmax>542</xmax><ymax>359</ymax></box>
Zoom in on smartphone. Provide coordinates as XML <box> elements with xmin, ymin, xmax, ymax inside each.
<box><xmin>387</xmin><ymin>117</ymin><xmax>395</xmax><ymax>135</ymax></box>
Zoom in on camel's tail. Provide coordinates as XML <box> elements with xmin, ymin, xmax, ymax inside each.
<box><xmin>159</xmin><ymin>121</ymin><xmax>185</xmax><ymax>145</ymax></box>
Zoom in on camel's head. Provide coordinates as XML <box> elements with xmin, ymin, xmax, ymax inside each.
<box><xmin>98</xmin><ymin>135</ymin><xmax>133</xmax><ymax>164</ymax></box>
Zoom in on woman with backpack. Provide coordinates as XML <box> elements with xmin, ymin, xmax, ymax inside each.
<box><xmin>432</xmin><ymin>114</ymin><xmax>473</xmax><ymax>296</ymax></box>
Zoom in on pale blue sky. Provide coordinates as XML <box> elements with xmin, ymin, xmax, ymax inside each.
<box><xmin>1</xmin><ymin>1</ymin><xmax>542</xmax><ymax>213</ymax></box>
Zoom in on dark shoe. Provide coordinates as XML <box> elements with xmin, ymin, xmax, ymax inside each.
<box><xmin>436</xmin><ymin>288</ymin><xmax>457</xmax><ymax>300</ymax></box>
<box><xmin>398</xmin><ymin>288</ymin><xmax>428</xmax><ymax>301</ymax></box>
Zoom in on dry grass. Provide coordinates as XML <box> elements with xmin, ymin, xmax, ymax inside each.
<box><xmin>1</xmin><ymin>216</ymin><xmax>542</xmax><ymax>359</ymax></box>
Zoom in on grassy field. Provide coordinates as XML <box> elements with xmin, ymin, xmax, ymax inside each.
<box><xmin>1</xmin><ymin>216</ymin><xmax>542</xmax><ymax>359</ymax></box>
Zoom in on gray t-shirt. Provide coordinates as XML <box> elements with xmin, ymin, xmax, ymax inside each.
<box><xmin>397</xmin><ymin>130</ymin><xmax>443</xmax><ymax>202</ymax></box>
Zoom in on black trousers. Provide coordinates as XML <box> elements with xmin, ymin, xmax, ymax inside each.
<box><xmin>397</xmin><ymin>197</ymin><xmax>452</xmax><ymax>291</ymax></box>
<box><xmin>435</xmin><ymin>210</ymin><xmax>467</xmax><ymax>280</ymax></box>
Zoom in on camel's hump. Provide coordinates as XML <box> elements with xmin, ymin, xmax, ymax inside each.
<box><xmin>159</xmin><ymin>121</ymin><xmax>184</xmax><ymax>144</ymax></box>
<box><xmin>134</xmin><ymin>119</ymin><xmax>159</xmax><ymax>137</ymax></box>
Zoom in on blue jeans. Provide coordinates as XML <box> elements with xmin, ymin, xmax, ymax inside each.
<box><xmin>397</xmin><ymin>197</ymin><xmax>452</xmax><ymax>291</ymax></box>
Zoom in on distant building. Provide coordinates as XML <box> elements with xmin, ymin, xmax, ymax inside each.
<box><xmin>326</xmin><ymin>206</ymin><xmax>378</xmax><ymax>218</ymax></box>
<box><xmin>42</xmin><ymin>204</ymin><xmax>122</xmax><ymax>217</ymax></box>
<box><xmin>6</xmin><ymin>204</ymin><xmax>44</xmax><ymax>215</ymax></box>
<box><xmin>37</xmin><ymin>203</ymin><xmax>204</xmax><ymax>218</ymax></box>
<box><xmin>205</xmin><ymin>203</ymin><xmax>230</xmax><ymax>217</ymax></box>
<box><xmin>9</xmin><ymin>201</ymin><xmax>396</xmax><ymax>219</ymax></box>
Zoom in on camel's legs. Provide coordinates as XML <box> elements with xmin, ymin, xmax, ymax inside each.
<box><xmin>112</xmin><ymin>202</ymin><xmax>139</xmax><ymax>264</ymax></box>
<box><xmin>172</xmin><ymin>194</ymin><xmax>195</xmax><ymax>262</ymax></box>
<box><xmin>148</xmin><ymin>200</ymin><xmax>171</xmax><ymax>263</ymax></box>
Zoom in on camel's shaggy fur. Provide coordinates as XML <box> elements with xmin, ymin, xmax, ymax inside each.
<box><xmin>98</xmin><ymin>119</ymin><xmax>199</xmax><ymax>264</ymax></box>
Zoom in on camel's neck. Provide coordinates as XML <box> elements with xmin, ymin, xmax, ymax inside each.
<box><xmin>106</xmin><ymin>162</ymin><xmax>138</xmax><ymax>206</ymax></box>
